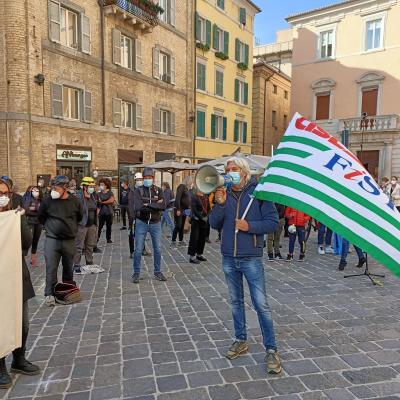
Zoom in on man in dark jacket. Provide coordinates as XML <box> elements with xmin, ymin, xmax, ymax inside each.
<box><xmin>38</xmin><ymin>175</ymin><xmax>83</xmax><ymax>307</ymax></box>
<box><xmin>0</xmin><ymin>179</ymin><xmax>40</xmax><ymax>389</ymax></box>
<box><xmin>119</xmin><ymin>180</ymin><xmax>131</xmax><ymax>230</ymax></box>
<box><xmin>171</xmin><ymin>177</ymin><xmax>192</xmax><ymax>246</ymax></box>
<box><xmin>209</xmin><ymin>157</ymin><xmax>281</xmax><ymax>374</ymax></box>
<box><xmin>132</xmin><ymin>167</ymin><xmax>166</xmax><ymax>283</ymax></box>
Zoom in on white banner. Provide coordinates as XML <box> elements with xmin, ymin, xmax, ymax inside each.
<box><xmin>0</xmin><ymin>210</ymin><xmax>22</xmax><ymax>358</ymax></box>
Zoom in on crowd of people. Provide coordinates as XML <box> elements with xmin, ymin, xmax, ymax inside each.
<box><xmin>1</xmin><ymin>166</ymin><xmax>398</xmax><ymax>388</ymax></box>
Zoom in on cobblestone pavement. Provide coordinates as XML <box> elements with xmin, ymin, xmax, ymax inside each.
<box><xmin>2</xmin><ymin>222</ymin><xmax>400</xmax><ymax>400</ymax></box>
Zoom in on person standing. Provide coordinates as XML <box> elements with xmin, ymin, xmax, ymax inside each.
<box><xmin>73</xmin><ymin>177</ymin><xmax>99</xmax><ymax>273</ymax></box>
<box><xmin>119</xmin><ymin>180</ymin><xmax>131</xmax><ymax>230</ymax></box>
<box><xmin>317</xmin><ymin>223</ymin><xmax>334</xmax><ymax>255</ymax></box>
<box><xmin>132</xmin><ymin>167</ymin><xmax>167</xmax><ymax>284</ymax></box>
<box><xmin>38</xmin><ymin>176</ymin><xmax>83</xmax><ymax>306</ymax></box>
<box><xmin>171</xmin><ymin>177</ymin><xmax>192</xmax><ymax>247</ymax></box>
<box><xmin>338</xmin><ymin>239</ymin><xmax>366</xmax><ymax>271</ymax></box>
<box><xmin>97</xmin><ymin>178</ymin><xmax>115</xmax><ymax>244</ymax></box>
<box><xmin>188</xmin><ymin>189</ymin><xmax>209</xmax><ymax>264</ymax></box>
<box><xmin>209</xmin><ymin>157</ymin><xmax>281</xmax><ymax>374</ymax></box>
<box><xmin>387</xmin><ymin>176</ymin><xmax>400</xmax><ymax>212</ymax></box>
<box><xmin>23</xmin><ymin>186</ymin><xmax>43</xmax><ymax>267</ymax></box>
<box><xmin>267</xmin><ymin>203</ymin><xmax>285</xmax><ymax>261</ymax></box>
<box><xmin>0</xmin><ymin>179</ymin><xmax>40</xmax><ymax>389</ymax></box>
<box><xmin>285</xmin><ymin>207</ymin><xmax>310</xmax><ymax>262</ymax></box>
<box><xmin>161</xmin><ymin>182</ymin><xmax>175</xmax><ymax>237</ymax></box>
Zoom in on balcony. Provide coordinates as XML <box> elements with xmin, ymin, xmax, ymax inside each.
<box><xmin>339</xmin><ymin>115</ymin><xmax>400</xmax><ymax>133</ymax></box>
<box><xmin>103</xmin><ymin>0</ymin><xmax>162</xmax><ymax>33</ymax></box>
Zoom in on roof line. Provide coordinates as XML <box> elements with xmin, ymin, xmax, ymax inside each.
<box><xmin>243</xmin><ymin>0</ymin><xmax>262</xmax><ymax>13</ymax></box>
<box><xmin>286</xmin><ymin>0</ymin><xmax>356</xmax><ymax>21</ymax></box>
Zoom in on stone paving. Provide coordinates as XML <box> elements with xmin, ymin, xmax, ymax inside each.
<box><xmin>1</xmin><ymin>222</ymin><xmax>400</xmax><ymax>400</ymax></box>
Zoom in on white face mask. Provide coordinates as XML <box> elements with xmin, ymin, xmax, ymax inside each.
<box><xmin>391</xmin><ymin>180</ymin><xmax>397</xmax><ymax>186</ymax></box>
<box><xmin>51</xmin><ymin>190</ymin><xmax>61</xmax><ymax>200</ymax></box>
<box><xmin>0</xmin><ymin>196</ymin><xmax>10</xmax><ymax>208</ymax></box>
<box><xmin>136</xmin><ymin>181</ymin><xmax>144</xmax><ymax>187</ymax></box>
<box><xmin>99</xmin><ymin>185</ymin><xmax>105</xmax><ymax>191</ymax></box>
<box><xmin>32</xmin><ymin>191</ymin><xmax>40</xmax><ymax>198</ymax></box>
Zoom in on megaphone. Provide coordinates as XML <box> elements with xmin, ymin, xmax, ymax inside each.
<box><xmin>194</xmin><ymin>165</ymin><xmax>234</xmax><ymax>194</ymax></box>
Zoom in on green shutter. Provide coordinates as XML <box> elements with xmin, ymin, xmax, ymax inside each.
<box><xmin>234</xmin><ymin>79</ymin><xmax>239</xmax><ymax>102</ymax></box>
<box><xmin>243</xmin><ymin>122</ymin><xmax>247</xmax><ymax>143</ymax></box>
<box><xmin>234</xmin><ymin>120</ymin><xmax>239</xmax><ymax>142</ymax></box>
<box><xmin>235</xmin><ymin>39</ymin><xmax>240</xmax><ymax>62</ymax></box>
<box><xmin>201</xmin><ymin>64</ymin><xmax>206</xmax><ymax>90</ymax></box>
<box><xmin>240</xmin><ymin>7</ymin><xmax>246</xmax><ymax>25</ymax></box>
<box><xmin>211</xmin><ymin>114</ymin><xmax>216</xmax><ymax>139</ymax></box>
<box><xmin>244</xmin><ymin>44</ymin><xmax>249</xmax><ymax>65</ymax></box>
<box><xmin>244</xmin><ymin>82</ymin><xmax>248</xmax><ymax>105</ymax></box>
<box><xmin>206</xmin><ymin>20</ymin><xmax>211</xmax><ymax>46</ymax></box>
<box><xmin>224</xmin><ymin>31</ymin><xmax>229</xmax><ymax>56</ymax></box>
<box><xmin>195</xmin><ymin>12</ymin><xmax>201</xmax><ymax>41</ymax></box>
<box><xmin>216</xmin><ymin>70</ymin><xmax>223</xmax><ymax>96</ymax></box>
<box><xmin>213</xmin><ymin>24</ymin><xmax>219</xmax><ymax>50</ymax></box>
<box><xmin>217</xmin><ymin>0</ymin><xmax>224</xmax><ymax>9</ymax></box>
<box><xmin>223</xmin><ymin>117</ymin><xmax>227</xmax><ymax>140</ymax></box>
<box><xmin>196</xmin><ymin>110</ymin><xmax>205</xmax><ymax>137</ymax></box>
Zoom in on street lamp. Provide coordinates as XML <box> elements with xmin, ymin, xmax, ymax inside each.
<box><xmin>359</xmin><ymin>112</ymin><xmax>368</xmax><ymax>166</ymax></box>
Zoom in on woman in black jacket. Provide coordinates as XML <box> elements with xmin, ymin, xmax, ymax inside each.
<box><xmin>188</xmin><ymin>189</ymin><xmax>209</xmax><ymax>264</ymax></box>
<box><xmin>0</xmin><ymin>179</ymin><xmax>40</xmax><ymax>389</ymax></box>
<box><xmin>172</xmin><ymin>177</ymin><xmax>192</xmax><ymax>246</ymax></box>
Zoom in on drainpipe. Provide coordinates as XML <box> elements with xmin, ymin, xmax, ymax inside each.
<box><xmin>98</xmin><ymin>0</ymin><xmax>106</xmax><ymax>126</ymax></box>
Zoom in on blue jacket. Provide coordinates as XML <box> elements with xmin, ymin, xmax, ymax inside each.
<box><xmin>209</xmin><ymin>178</ymin><xmax>278</xmax><ymax>258</ymax></box>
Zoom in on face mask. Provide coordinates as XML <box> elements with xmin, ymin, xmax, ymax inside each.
<box><xmin>143</xmin><ymin>179</ymin><xmax>153</xmax><ymax>188</ymax></box>
<box><xmin>51</xmin><ymin>190</ymin><xmax>61</xmax><ymax>200</ymax></box>
<box><xmin>88</xmin><ymin>187</ymin><xmax>95</xmax><ymax>194</ymax></box>
<box><xmin>99</xmin><ymin>185</ymin><xmax>105</xmax><ymax>191</ymax></box>
<box><xmin>32</xmin><ymin>191</ymin><xmax>40</xmax><ymax>198</ymax></box>
<box><xmin>136</xmin><ymin>181</ymin><xmax>143</xmax><ymax>188</ymax></box>
<box><xmin>391</xmin><ymin>180</ymin><xmax>397</xmax><ymax>186</ymax></box>
<box><xmin>228</xmin><ymin>171</ymin><xmax>241</xmax><ymax>185</ymax></box>
<box><xmin>38</xmin><ymin>182</ymin><xmax>43</xmax><ymax>187</ymax></box>
<box><xmin>0</xmin><ymin>196</ymin><xmax>10</xmax><ymax>208</ymax></box>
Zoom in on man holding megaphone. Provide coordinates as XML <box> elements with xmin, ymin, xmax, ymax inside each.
<box><xmin>205</xmin><ymin>157</ymin><xmax>281</xmax><ymax>374</ymax></box>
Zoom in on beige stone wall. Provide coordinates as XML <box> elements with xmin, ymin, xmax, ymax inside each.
<box><xmin>0</xmin><ymin>0</ymin><xmax>195</xmax><ymax>189</ymax></box>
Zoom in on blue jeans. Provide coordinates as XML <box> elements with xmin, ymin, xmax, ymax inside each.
<box><xmin>289</xmin><ymin>226</ymin><xmax>306</xmax><ymax>255</ymax></box>
<box><xmin>318</xmin><ymin>224</ymin><xmax>333</xmax><ymax>246</ymax></box>
<box><xmin>161</xmin><ymin>208</ymin><xmax>174</xmax><ymax>236</ymax></box>
<box><xmin>133</xmin><ymin>219</ymin><xmax>161</xmax><ymax>275</ymax></box>
<box><xmin>341</xmin><ymin>239</ymin><xmax>365</xmax><ymax>262</ymax></box>
<box><xmin>222</xmin><ymin>256</ymin><xmax>277</xmax><ymax>351</ymax></box>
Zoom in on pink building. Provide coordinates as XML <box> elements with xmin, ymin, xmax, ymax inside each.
<box><xmin>287</xmin><ymin>0</ymin><xmax>400</xmax><ymax>180</ymax></box>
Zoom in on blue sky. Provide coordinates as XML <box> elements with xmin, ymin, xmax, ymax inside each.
<box><xmin>253</xmin><ymin>0</ymin><xmax>337</xmax><ymax>44</ymax></box>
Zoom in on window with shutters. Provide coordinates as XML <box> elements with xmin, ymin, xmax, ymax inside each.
<box><xmin>217</xmin><ymin>0</ymin><xmax>224</xmax><ymax>10</ymax></box>
<box><xmin>49</xmin><ymin>1</ymin><xmax>91</xmax><ymax>54</ymax></box>
<box><xmin>113</xmin><ymin>30</ymin><xmax>142</xmax><ymax>72</ymax></box>
<box><xmin>214</xmin><ymin>27</ymin><xmax>224</xmax><ymax>52</ymax></box>
<box><xmin>319</xmin><ymin>30</ymin><xmax>334</xmax><ymax>59</ymax></box>
<box><xmin>215</xmin><ymin>68</ymin><xmax>224</xmax><ymax>97</ymax></box>
<box><xmin>215</xmin><ymin>115</ymin><xmax>224</xmax><ymax>140</ymax></box>
<box><xmin>272</xmin><ymin>110</ymin><xmax>277</xmax><ymax>128</ymax></box>
<box><xmin>197</xmin><ymin>62</ymin><xmax>206</xmax><ymax>91</ymax></box>
<box><xmin>236</xmin><ymin>120</ymin><xmax>247</xmax><ymax>143</ymax></box>
<box><xmin>154</xmin><ymin>49</ymin><xmax>175</xmax><ymax>84</ymax></box>
<box><xmin>235</xmin><ymin>40</ymin><xmax>248</xmax><ymax>64</ymax></box>
<box><xmin>160</xmin><ymin>109</ymin><xmax>170</xmax><ymax>134</ymax></box>
<box><xmin>239</xmin><ymin>7</ymin><xmax>246</xmax><ymax>25</ymax></box>
<box><xmin>121</xmin><ymin>101</ymin><xmax>134</xmax><ymax>128</ymax></box>
<box><xmin>196</xmin><ymin>110</ymin><xmax>206</xmax><ymax>137</ymax></box>
<box><xmin>121</xmin><ymin>35</ymin><xmax>133</xmax><ymax>70</ymax></box>
<box><xmin>365</xmin><ymin>18</ymin><xmax>383</xmax><ymax>51</ymax></box>
<box><xmin>63</xmin><ymin>87</ymin><xmax>80</xmax><ymax>120</ymax></box>
<box><xmin>235</xmin><ymin>79</ymin><xmax>248</xmax><ymax>105</ymax></box>
<box><xmin>113</xmin><ymin>98</ymin><xmax>142</xmax><ymax>129</ymax></box>
<box><xmin>197</xmin><ymin>16</ymin><xmax>206</xmax><ymax>43</ymax></box>
<box><xmin>315</xmin><ymin>93</ymin><xmax>330</xmax><ymax>120</ymax></box>
<box><xmin>159</xmin><ymin>0</ymin><xmax>175</xmax><ymax>26</ymax></box>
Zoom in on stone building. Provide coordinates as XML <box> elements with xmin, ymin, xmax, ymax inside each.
<box><xmin>251</xmin><ymin>62</ymin><xmax>291</xmax><ymax>156</ymax></box>
<box><xmin>0</xmin><ymin>0</ymin><xmax>195</xmax><ymax>189</ymax></box>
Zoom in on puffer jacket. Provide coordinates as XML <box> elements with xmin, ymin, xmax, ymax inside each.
<box><xmin>285</xmin><ymin>207</ymin><xmax>310</xmax><ymax>227</ymax></box>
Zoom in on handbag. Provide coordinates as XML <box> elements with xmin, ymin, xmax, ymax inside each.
<box><xmin>54</xmin><ymin>282</ymin><xmax>81</xmax><ymax>305</ymax></box>
<box><xmin>183</xmin><ymin>217</ymin><xmax>191</xmax><ymax>234</ymax></box>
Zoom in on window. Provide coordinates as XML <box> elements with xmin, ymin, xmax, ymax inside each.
<box><xmin>196</xmin><ymin>110</ymin><xmax>206</xmax><ymax>137</ymax></box>
<box><xmin>160</xmin><ymin>109</ymin><xmax>170</xmax><ymax>134</ymax></box>
<box><xmin>153</xmin><ymin>48</ymin><xmax>176</xmax><ymax>84</ymax></box>
<box><xmin>235</xmin><ymin>40</ymin><xmax>249</xmax><ymax>64</ymax></box>
<box><xmin>121</xmin><ymin>101</ymin><xmax>134</xmax><ymax>128</ymax></box>
<box><xmin>121</xmin><ymin>35</ymin><xmax>133</xmax><ymax>70</ymax></box>
<box><xmin>319</xmin><ymin>30</ymin><xmax>334</xmax><ymax>59</ymax></box>
<box><xmin>234</xmin><ymin>120</ymin><xmax>247</xmax><ymax>143</ymax></box>
<box><xmin>239</xmin><ymin>7</ymin><xmax>246</xmax><ymax>25</ymax></box>
<box><xmin>49</xmin><ymin>1</ymin><xmax>91</xmax><ymax>54</ymax></box>
<box><xmin>361</xmin><ymin>87</ymin><xmax>378</xmax><ymax>116</ymax></box>
<box><xmin>366</xmin><ymin>19</ymin><xmax>383</xmax><ymax>51</ymax></box>
<box><xmin>112</xmin><ymin>99</ymin><xmax>142</xmax><ymax>129</ymax></box>
<box><xmin>213</xmin><ymin>25</ymin><xmax>229</xmax><ymax>55</ymax></box>
<box><xmin>315</xmin><ymin>93</ymin><xmax>330</xmax><ymax>120</ymax></box>
<box><xmin>197</xmin><ymin>62</ymin><xmax>206</xmax><ymax>91</ymax></box>
<box><xmin>63</xmin><ymin>86</ymin><xmax>80</xmax><ymax>120</ymax></box>
<box><xmin>284</xmin><ymin>90</ymin><xmax>288</xmax><ymax>100</ymax></box>
<box><xmin>211</xmin><ymin>114</ymin><xmax>227</xmax><ymax>140</ymax></box>
<box><xmin>196</xmin><ymin>14</ymin><xmax>211</xmax><ymax>46</ymax></box>
<box><xmin>272</xmin><ymin>110</ymin><xmax>277</xmax><ymax>128</ymax></box>
<box><xmin>159</xmin><ymin>0</ymin><xmax>176</xmax><ymax>26</ymax></box>
<box><xmin>284</xmin><ymin>114</ymin><xmax>288</xmax><ymax>128</ymax></box>
<box><xmin>217</xmin><ymin>0</ymin><xmax>224</xmax><ymax>10</ymax></box>
<box><xmin>273</xmin><ymin>85</ymin><xmax>277</xmax><ymax>94</ymax></box>
<box><xmin>112</xmin><ymin>30</ymin><xmax>142</xmax><ymax>72</ymax></box>
<box><xmin>215</xmin><ymin>69</ymin><xmax>224</xmax><ymax>96</ymax></box>
<box><xmin>153</xmin><ymin>108</ymin><xmax>175</xmax><ymax>134</ymax></box>
<box><xmin>235</xmin><ymin>79</ymin><xmax>248</xmax><ymax>105</ymax></box>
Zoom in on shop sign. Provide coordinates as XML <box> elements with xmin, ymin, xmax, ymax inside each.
<box><xmin>56</xmin><ymin>149</ymin><xmax>92</xmax><ymax>161</ymax></box>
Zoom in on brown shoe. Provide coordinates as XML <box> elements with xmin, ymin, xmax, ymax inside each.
<box><xmin>226</xmin><ymin>340</ymin><xmax>248</xmax><ymax>360</ymax></box>
<box><xmin>266</xmin><ymin>349</ymin><xmax>282</xmax><ymax>374</ymax></box>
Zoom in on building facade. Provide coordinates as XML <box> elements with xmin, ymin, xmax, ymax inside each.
<box><xmin>194</xmin><ymin>0</ymin><xmax>260</xmax><ymax>161</ymax></box>
<box><xmin>252</xmin><ymin>62</ymin><xmax>291</xmax><ymax>156</ymax></box>
<box><xmin>287</xmin><ymin>0</ymin><xmax>400</xmax><ymax>180</ymax></box>
<box><xmin>0</xmin><ymin>0</ymin><xmax>195</xmax><ymax>189</ymax></box>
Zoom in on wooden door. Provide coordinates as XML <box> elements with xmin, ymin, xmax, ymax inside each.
<box><xmin>357</xmin><ymin>150</ymin><xmax>379</xmax><ymax>180</ymax></box>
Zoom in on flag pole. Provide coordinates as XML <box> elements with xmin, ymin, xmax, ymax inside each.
<box><xmin>235</xmin><ymin>197</ymin><xmax>255</xmax><ymax>234</ymax></box>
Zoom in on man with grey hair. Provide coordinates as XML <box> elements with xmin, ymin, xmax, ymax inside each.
<box><xmin>209</xmin><ymin>157</ymin><xmax>281</xmax><ymax>374</ymax></box>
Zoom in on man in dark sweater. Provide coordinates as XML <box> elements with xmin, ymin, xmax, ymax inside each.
<box><xmin>38</xmin><ymin>175</ymin><xmax>83</xmax><ymax>307</ymax></box>
<box><xmin>119</xmin><ymin>180</ymin><xmax>131</xmax><ymax>230</ymax></box>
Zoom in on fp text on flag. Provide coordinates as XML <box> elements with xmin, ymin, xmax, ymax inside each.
<box><xmin>254</xmin><ymin>113</ymin><xmax>400</xmax><ymax>278</ymax></box>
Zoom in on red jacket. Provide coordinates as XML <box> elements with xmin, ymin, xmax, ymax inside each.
<box><xmin>285</xmin><ymin>207</ymin><xmax>310</xmax><ymax>227</ymax></box>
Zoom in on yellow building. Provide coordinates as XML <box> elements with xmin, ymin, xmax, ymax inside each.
<box><xmin>194</xmin><ymin>0</ymin><xmax>261</xmax><ymax>161</ymax></box>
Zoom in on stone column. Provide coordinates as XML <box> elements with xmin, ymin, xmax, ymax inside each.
<box><xmin>383</xmin><ymin>141</ymin><xmax>393</xmax><ymax>179</ymax></box>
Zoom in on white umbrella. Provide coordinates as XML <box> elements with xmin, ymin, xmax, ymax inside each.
<box><xmin>197</xmin><ymin>153</ymin><xmax>270</xmax><ymax>173</ymax></box>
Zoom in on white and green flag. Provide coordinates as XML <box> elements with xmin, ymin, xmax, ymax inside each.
<box><xmin>254</xmin><ymin>113</ymin><xmax>400</xmax><ymax>277</ymax></box>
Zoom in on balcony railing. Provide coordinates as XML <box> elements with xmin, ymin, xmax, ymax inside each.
<box><xmin>103</xmin><ymin>0</ymin><xmax>162</xmax><ymax>31</ymax></box>
<box><xmin>339</xmin><ymin>115</ymin><xmax>400</xmax><ymax>132</ymax></box>
<box><xmin>254</xmin><ymin>41</ymin><xmax>293</xmax><ymax>57</ymax></box>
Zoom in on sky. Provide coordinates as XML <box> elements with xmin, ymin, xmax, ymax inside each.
<box><xmin>253</xmin><ymin>0</ymin><xmax>339</xmax><ymax>45</ymax></box>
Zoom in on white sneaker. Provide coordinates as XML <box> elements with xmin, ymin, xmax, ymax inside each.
<box><xmin>325</xmin><ymin>246</ymin><xmax>334</xmax><ymax>254</ymax></box>
<box><xmin>318</xmin><ymin>245</ymin><xmax>325</xmax><ymax>255</ymax></box>
<box><xmin>45</xmin><ymin>295</ymin><xmax>56</xmax><ymax>307</ymax></box>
